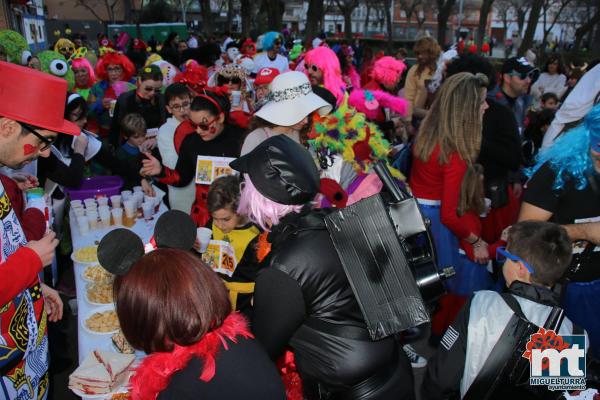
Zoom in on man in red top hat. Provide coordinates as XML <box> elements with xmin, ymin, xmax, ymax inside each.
<box><xmin>0</xmin><ymin>61</ymin><xmax>80</xmax><ymax>399</ymax></box>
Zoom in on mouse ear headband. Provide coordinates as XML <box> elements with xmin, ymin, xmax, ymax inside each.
<box><xmin>98</xmin><ymin>210</ymin><xmax>197</xmax><ymax>275</ymax></box>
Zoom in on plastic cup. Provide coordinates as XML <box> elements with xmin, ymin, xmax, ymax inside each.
<box><xmin>108</xmin><ymin>99</ymin><xmax>117</xmax><ymax>118</ymax></box>
<box><xmin>132</xmin><ymin>186</ymin><xmax>143</xmax><ymax>193</ymax></box>
<box><xmin>196</xmin><ymin>228</ymin><xmax>212</xmax><ymax>253</ymax></box>
<box><xmin>121</xmin><ymin>190</ymin><xmax>132</xmax><ymax>201</ymax></box>
<box><xmin>77</xmin><ymin>216</ymin><xmax>89</xmax><ymax>235</ymax></box>
<box><xmin>97</xmin><ymin>197</ymin><xmax>109</xmax><ymax>207</ymax></box>
<box><xmin>133</xmin><ymin>192</ymin><xmax>144</xmax><ymax>209</ymax></box>
<box><xmin>144</xmin><ymin>195</ymin><xmax>157</xmax><ymax>207</ymax></box>
<box><xmin>84</xmin><ymin>198</ymin><xmax>96</xmax><ymax>208</ymax></box>
<box><xmin>99</xmin><ymin>207</ymin><xmax>111</xmax><ymax>227</ymax></box>
<box><xmin>123</xmin><ymin>200</ymin><xmax>136</xmax><ymax>218</ymax></box>
<box><xmin>231</xmin><ymin>90</ymin><xmax>242</xmax><ymax>107</ymax></box>
<box><xmin>71</xmin><ymin>200</ymin><xmax>83</xmax><ymax>209</ymax></box>
<box><xmin>87</xmin><ymin>214</ymin><xmax>98</xmax><ymax>230</ymax></box>
<box><xmin>73</xmin><ymin>208</ymin><xmax>85</xmax><ymax>218</ymax></box>
<box><xmin>142</xmin><ymin>202</ymin><xmax>154</xmax><ymax>220</ymax></box>
<box><xmin>111</xmin><ymin>207</ymin><xmax>123</xmax><ymax>225</ymax></box>
<box><xmin>110</xmin><ymin>195</ymin><xmax>122</xmax><ymax>209</ymax></box>
<box><xmin>480</xmin><ymin>198</ymin><xmax>492</xmax><ymax>217</ymax></box>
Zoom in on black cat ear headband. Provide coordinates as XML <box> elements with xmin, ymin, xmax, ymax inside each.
<box><xmin>98</xmin><ymin>210</ymin><xmax>198</xmax><ymax>275</ymax></box>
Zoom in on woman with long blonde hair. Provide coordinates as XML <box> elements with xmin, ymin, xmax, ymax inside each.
<box><xmin>404</xmin><ymin>36</ymin><xmax>441</xmax><ymax>122</ymax></box>
<box><xmin>410</xmin><ymin>72</ymin><xmax>489</xmax><ymax>274</ymax></box>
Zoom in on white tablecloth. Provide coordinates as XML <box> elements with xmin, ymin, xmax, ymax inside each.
<box><xmin>69</xmin><ymin>203</ymin><xmax>167</xmax><ymax>398</ymax></box>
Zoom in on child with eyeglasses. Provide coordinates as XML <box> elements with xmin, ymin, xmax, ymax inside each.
<box><xmin>109</xmin><ymin>64</ymin><xmax>166</xmax><ymax>149</ymax></box>
<box><xmin>423</xmin><ymin>220</ymin><xmax>585</xmax><ymax>399</ymax></box>
<box><xmin>157</xmin><ymin>83</ymin><xmax>195</xmax><ymax>212</ymax></box>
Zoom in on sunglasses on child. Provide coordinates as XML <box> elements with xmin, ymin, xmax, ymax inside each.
<box><xmin>496</xmin><ymin>247</ymin><xmax>535</xmax><ymax>275</ymax></box>
<box><xmin>190</xmin><ymin>116</ymin><xmax>219</xmax><ymax>131</ymax></box>
<box><xmin>219</xmin><ymin>77</ymin><xmax>242</xmax><ymax>85</ymax></box>
<box><xmin>60</xmin><ymin>47</ymin><xmax>75</xmax><ymax>53</ymax></box>
<box><xmin>309</xmin><ymin>64</ymin><xmax>319</xmax><ymax>72</ymax></box>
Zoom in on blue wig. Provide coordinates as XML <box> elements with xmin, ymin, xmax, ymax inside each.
<box><xmin>263</xmin><ymin>31</ymin><xmax>281</xmax><ymax>52</ymax></box>
<box><xmin>527</xmin><ymin>103</ymin><xmax>600</xmax><ymax>191</ymax></box>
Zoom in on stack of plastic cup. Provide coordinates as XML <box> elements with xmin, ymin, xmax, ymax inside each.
<box><xmin>121</xmin><ymin>190</ymin><xmax>132</xmax><ymax>202</ymax></box>
<box><xmin>123</xmin><ymin>200</ymin><xmax>136</xmax><ymax>227</ymax></box>
<box><xmin>87</xmin><ymin>213</ymin><xmax>98</xmax><ymax>231</ymax></box>
<box><xmin>84</xmin><ymin>198</ymin><xmax>96</xmax><ymax>209</ymax></box>
<box><xmin>142</xmin><ymin>202</ymin><xmax>154</xmax><ymax>221</ymax></box>
<box><xmin>77</xmin><ymin>216</ymin><xmax>89</xmax><ymax>235</ymax></box>
<box><xmin>133</xmin><ymin>186</ymin><xmax>143</xmax><ymax>194</ymax></box>
<box><xmin>73</xmin><ymin>207</ymin><xmax>85</xmax><ymax>220</ymax></box>
<box><xmin>111</xmin><ymin>208</ymin><xmax>123</xmax><ymax>225</ymax></box>
<box><xmin>132</xmin><ymin>192</ymin><xmax>144</xmax><ymax>212</ymax></box>
<box><xmin>97</xmin><ymin>197</ymin><xmax>109</xmax><ymax>207</ymax></box>
<box><xmin>98</xmin><ymin>206</ymin><xmax>111</xmax><ymax>228</ymax></box>
<box><xmin>110</xmin><ymin>195</ymin><xmax>122</xmax><ymax>209</ymax></box>
<box><xmin>71</xmin><ymin>200</ymin><xmax>83</xmax><ymax>209</ymax></box>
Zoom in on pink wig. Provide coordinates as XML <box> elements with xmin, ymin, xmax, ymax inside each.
<box><xmin>372</xmin><ymin>56</ymin><xmax>406</xmax><ymax>88</ymax></box>
<box><xmin>70</xmin><ymin>57</ymin><xmax>96</xmax><ymax>88</ymax></box>
<box><xmin>348</xmin><ymin>89</ymin><xmax>409</xmax><ymax>121</ymax></box>
<box><xmin>304</xmin><ymin>47</ymin><xmax>346</xmax><ymax>106</ymax></box>
<box><xmin>238</xmin><ymin>175</ymin><xmax>302</xmax><ymax>231</ymax></box>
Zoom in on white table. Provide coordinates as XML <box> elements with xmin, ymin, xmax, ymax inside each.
<box><xmin>69</xmin><ymin>202</ymin><xmax>167</xmax><ymax>399</ymax></box>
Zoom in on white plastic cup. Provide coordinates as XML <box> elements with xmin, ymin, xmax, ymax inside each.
<box><xmin>77</xmin><ymin>216</ymin><xmax>89</xmax><ymax>235</ymax></box>
<box><xmin>132</xmin><ymin>186</ymin><xmax>143</xmax><ymax>193</ymax></box>
<box><xmin>85</xmin><ymin>208</ymin><xmax>98</xmax><ymax>218</ymax></box>
<box><xmin>71</xmin><ymin>200</ymin><xmax>83</xmax><ymax>209</ymax></box>
<box><xmin>108</xmin><ymin>99</ymin><xmax>117</xmax><ymax>118</ymax></box>
<box><xmin>84</xmin><ymin>198</ymin><xmax>96</xmax><ymax>208</ymax></box>
<box><xmin>231</xmin><ymin>90</ymin><xmax>241</xmax><ymax>107</ymax></box>
<box><xmin>111</xmin><ymin>207</ymin><xmax>123</xmax><ymax>225</ymax></box>
<box><xmin>133</xmin><ymin>192</ymin><xmax>144</xmax><ymax>209</ymax></box>
<box><xmin>121</xmin><ymin>190</ymin><xmax>132</xmax><ymax>201</ymax></box>
<box><xmin>480</xmin><ymin>198</ymin><xmax>492</xmax><ymax>218</ymax></box>
<box><xmin>97</xmin><ymin>197</ymin><xmax>109</xmax><ymax>207</ymax></box>
<box><xmin>99</xmin><ymin>207</ymin><xmax>111</xmax><ymax>227</ymax></box>
<box><xmin>144</xmin><ymin>195</ymin><xmax>157</xmax><ymax>207</ymax></box>
<box><xmin>87</xmin><ymin>214</ymin><xmax>98</xmax><ymax>230</ymax></box>
<box><xmin>110</xmin><ymin>195</ymin><xmax>122</xmax><ymax>209</ymax></box>
<box><xmin>142</xmin><ymin>202</ymin><xmax>154</xmax><ymax>220</ymax></box>
<box><xmin>73</xmin><ymin>208</ymin><xmax>85</xmax><ymax>218</ymax></box>
<box><xmin>196</xmin><ymin>227</ymin><xmax>212</xmax><ymax>253</ymax></box>
<box><xmin>123</xmin><ymin>200</ymin><xmax>136</xmax><ymax>218</ymax></box>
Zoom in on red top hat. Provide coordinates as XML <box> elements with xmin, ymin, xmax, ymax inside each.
<box><xmin>0</xmin><ymin>62</ymin><xmax>80</xmax><ymax>135</ymax></box>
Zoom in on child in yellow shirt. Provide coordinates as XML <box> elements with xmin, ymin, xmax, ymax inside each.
<box><xmin>207</xmin><ymin>175</ymin><xmax>261</xmax><ymax>314</ymax></box>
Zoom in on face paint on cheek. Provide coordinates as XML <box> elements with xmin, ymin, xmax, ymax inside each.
<box><xmin>23</xmin><ymin>144</ymin><xmax>37</xmax><ymax>155</ymax></box>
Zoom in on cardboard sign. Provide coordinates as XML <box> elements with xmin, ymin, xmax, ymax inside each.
<box><xmin>201</xmin><ymin>240</ymin><xmax>237</xmax><ymax>277</ymax></box>
<box><xmin>195</xmin><ymin>156</ymin><xmax>236</xmax><ymax>185</ymax></box>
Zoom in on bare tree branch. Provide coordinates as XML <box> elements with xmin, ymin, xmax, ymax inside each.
<box><xmin>74</xmin><ymin>0</ymin><xmax>107</xmax><ymax>22</ymax></box>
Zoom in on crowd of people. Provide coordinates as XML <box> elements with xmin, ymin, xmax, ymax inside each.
<box><xmin>0</xmin><ymin>26</ymin><xmax>599</xmax><ymax>399</ymax></box>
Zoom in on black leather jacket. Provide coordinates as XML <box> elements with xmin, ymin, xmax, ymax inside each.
<box><xmin>252</xmin><ymin>208</ymin><xmax>413</xmax><ymax>398</ymax></box>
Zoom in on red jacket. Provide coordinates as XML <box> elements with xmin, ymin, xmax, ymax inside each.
<box><xmin>409</xmin><ymin>145</ymin><xmax>471</xmax><ymax>239</ymax></box>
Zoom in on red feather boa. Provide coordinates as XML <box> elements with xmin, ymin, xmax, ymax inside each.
<box><xmin>129</xmin><ymin>313</ymin><xmax>253</xmax><ymax>400</ymax></box>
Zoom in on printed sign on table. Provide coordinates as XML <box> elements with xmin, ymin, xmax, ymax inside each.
<box><xmin>201</xmin><ymin>240</ymin><xmax>237</xmax><ymax>277</ymax></box>
<box><xmin>195</xmin><ymin>156</ymin><xmax>236</xmax><ymax>185</ymax></box>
